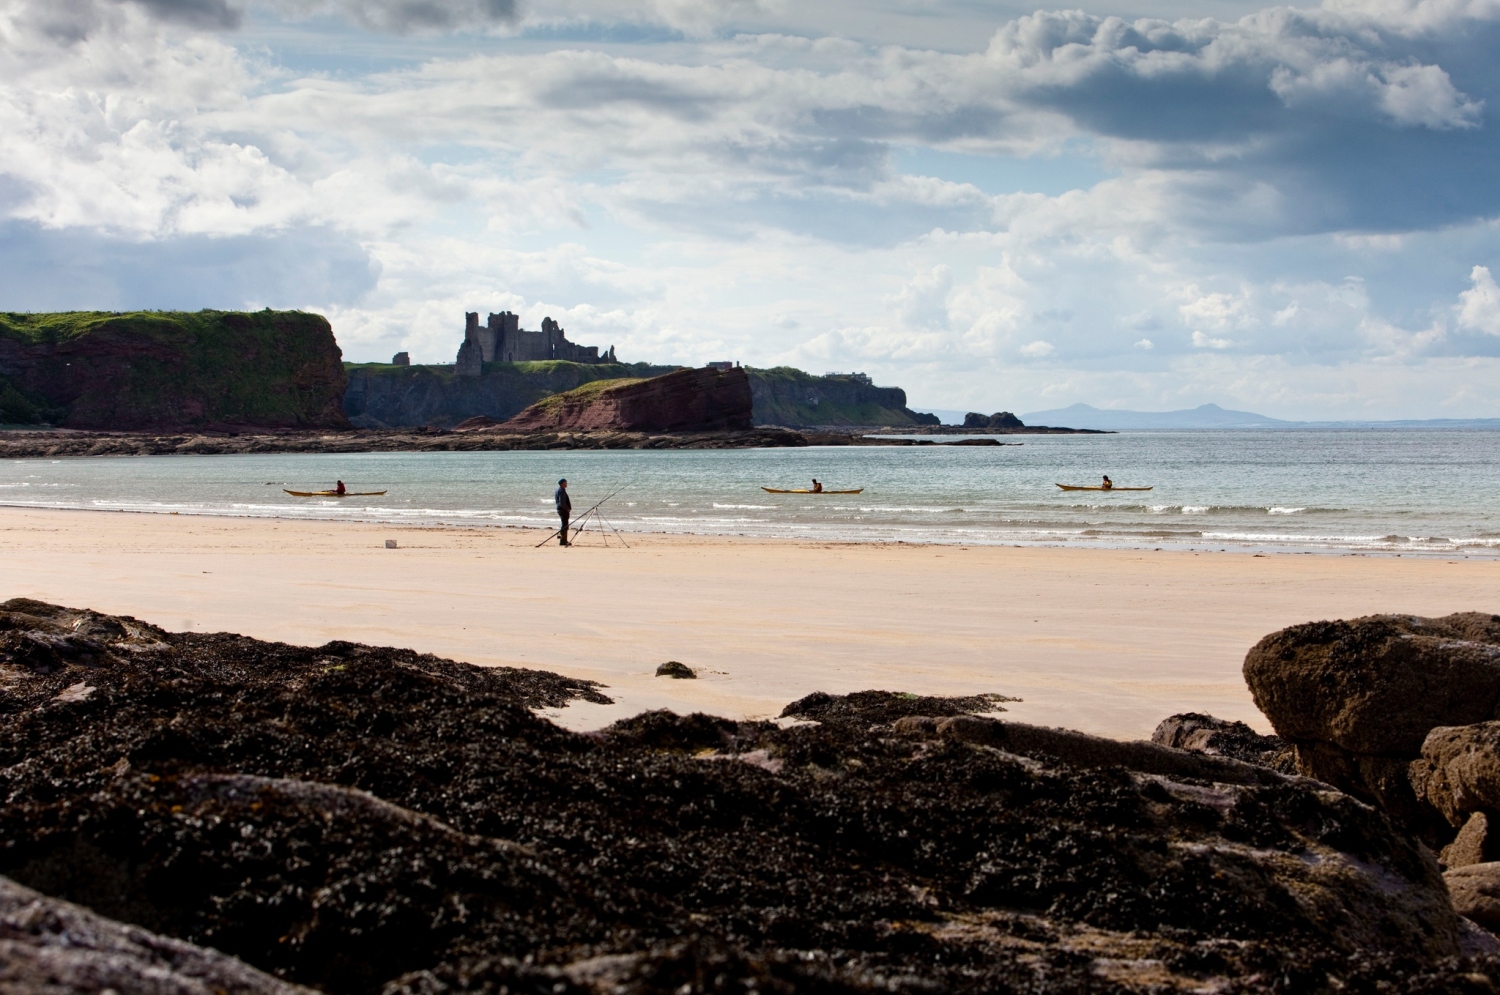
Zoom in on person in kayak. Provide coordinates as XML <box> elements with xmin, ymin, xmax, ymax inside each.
<box><xmin>811</xmin><ymin>478</ymin><xmax>823</xmax><ymax>493</ymax></box>
<box><xmin>555</xmin><ymin>478</ymin><xmax>572</xmax><ymax>546</ymax></box>
<box><xmin>335</xmin><ymin>480</ymin><xmax>346</xmax><ymax>496</ymax></box>
<box><xmin>1101</xmin><ymin>475</ymin><xmax>1112</xmax><ymax>490</ymax></box>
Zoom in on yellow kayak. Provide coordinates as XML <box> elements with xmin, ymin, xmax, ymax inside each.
<box><xmin>1055</xmin><ymin>484</ymin><xmax>1153</xmax><ymax>491</ymax></box>
<box><xmin>284</xmin><ymin>489</ymin><xmax>388</xmax><ymax>497</ymax></box>
<box><xmin>762</xmin><ymin>487</ymin><xmax>864</xmax><ymax>494</ymax></box>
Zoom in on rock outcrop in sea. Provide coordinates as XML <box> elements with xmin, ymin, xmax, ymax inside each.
<box><xmin>4</xmin><ymin>598</ymin><xmax>1498</xmax><ymax>993</ymax></box>
<box><xmin>502</xmin><ymin>366</ymin><xmax>754</xmax><ymax>432</ymax></box>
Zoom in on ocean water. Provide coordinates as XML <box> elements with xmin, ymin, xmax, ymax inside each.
<box><xmin>3</xmin><ymin>430</ymin><xmax>1499</xmax><ymax>554</ymax></box>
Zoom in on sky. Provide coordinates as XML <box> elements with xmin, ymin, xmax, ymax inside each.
<box><xmin>3</xmin><ymin>0</ymin><xmax>1500</xmax><ymax>417</ymax></box>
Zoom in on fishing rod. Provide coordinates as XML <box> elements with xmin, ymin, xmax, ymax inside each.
<box><xmin>534</xmin><ymin>482</ymin><xmax>629</xmax><ymax>548</ymax></box>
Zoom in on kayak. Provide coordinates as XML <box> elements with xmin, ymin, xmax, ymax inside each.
<box><xmin>1056</xmin><ymin>484</ymin><xmax>1153</xmax><ymax>491</ymax></box>
<box><xmin>762</xmin><ymin>487</ymin><xmax>864</xmax><ymax>494</ymax></box>
<box><xmin>284</xmin><ymin>489</ymin><xmax>388</xmax><ymax>497</ymax></box>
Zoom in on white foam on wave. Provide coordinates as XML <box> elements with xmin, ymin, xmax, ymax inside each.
<box><xmin>713</xmin><ymin>503</ymin><xmax>775</xmax><ymax>510</ymax></box>
<box><xmin>1267</xmin><ymin>507</ymin><xmax>1305</xmax><ymax>515</ymax></box>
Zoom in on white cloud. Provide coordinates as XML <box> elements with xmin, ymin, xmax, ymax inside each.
<box><xmin>1456</xmin><ymin>264</ymin><xmax>1500</xmax><ymax>335</ymax></box>
<box><xmin>1</xmin><ymin>0</ymin><xmax>1500</xmax><ymax>417</ymax></box>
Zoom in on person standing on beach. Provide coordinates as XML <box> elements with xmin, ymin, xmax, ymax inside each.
<box><xmin>555</xmin><ymin>478</ymin><xmax>572</xmax><ymax>546</ymax></box>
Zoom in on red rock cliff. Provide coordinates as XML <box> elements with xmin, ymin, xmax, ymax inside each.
<box><xmin>0</xmin><ymin>310</ymin><xmax>348</xmax><ymax>430</ymax></box>
<box><xmin>502</xmin><ymin>366</ymin><xmax>753</xmax><ymax>432</ymax></box>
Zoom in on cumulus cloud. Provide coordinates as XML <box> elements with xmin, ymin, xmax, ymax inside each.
<box><xmin>3</xmin><ymin>0</ymin><xmax>1500</xmax><ymax>414</ymax></box>
<box><xmin>1457</xmin><ymin>265</ymin><xmax>1500</xmax><ymax>335</ymax></box>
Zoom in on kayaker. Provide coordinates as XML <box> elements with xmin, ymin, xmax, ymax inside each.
<box><xmin>555</xmin><ymin>478</ymin><xmax>572</xmax><ymax>546</ymax></box>
<box><xmin>335</xmin><ymin>480</ymin><xmax>346</xmax><ymax>496</ymax></box>
<box><xmin>1101</xmin><ymin>475</ymin><xmax>1112</xmax><ymax>490</ymax></box>
<box><xmin>811</xmin><ymin>478</ymin><xmax>823</xmax><ymax>493</ymax></box>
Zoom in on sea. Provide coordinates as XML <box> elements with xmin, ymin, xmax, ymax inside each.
<box><xmin>3</xmin><ymin>429</ymin><xmax>1499</xmax><ymax>555</ymax></box>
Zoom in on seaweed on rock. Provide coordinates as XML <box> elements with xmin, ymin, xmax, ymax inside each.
<box><xmin>0</xmin><ymin>598</ymin><xmax>1496</xmax><ymax>994</ymax></box>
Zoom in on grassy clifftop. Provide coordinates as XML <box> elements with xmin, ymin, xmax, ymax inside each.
<box><xmin>0</xmin><ymin>310</ymin><xmax>348</xmax><ymax>430</ymax></box>
<box><xmin>746</xmin><ymin>367</ymin><xmax>939</xmax><ymax>427</ymax></box>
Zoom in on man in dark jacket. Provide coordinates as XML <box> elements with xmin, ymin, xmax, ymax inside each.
<box><xmin>555</xmin><ymin>478</ymin><xmax>572</xmax><ymax>546</ymax></box>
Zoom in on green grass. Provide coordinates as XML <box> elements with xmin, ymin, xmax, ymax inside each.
<box><xmin>530</xmin><ymin>377</ymin><xmax>644</xmax><ymax>410</ymax></box>
<box><xmin>0</xmin><ymin>310</ymin><xmax>344</xmax><ymax>428</ymax></box>
<box><xmin>745</xmin><ymin>366</ymin><xmax>926</xmax><ymax>427</ymax></box>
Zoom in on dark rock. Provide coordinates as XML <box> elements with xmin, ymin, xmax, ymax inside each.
<box><xmin>779</xmin><ymin>689</ymin><xmax>1018</xmax><ymax>723</ymax></box>
<box><xmin>1243</xmin><ymin>612</ymin><xmax>1500</xmax><ymax>835</ymax></box>
<box><xmin>1413</xmin><ymin>722</ymin><xmax>1500</xmax><ymax>828</ymax></box>
<box><xmin>654</xmin><ymin>661</ymin><xmax>696</xmax><ymax>679</ymax></box>
<box><xmin>1</xmin><ymin>604</ymin><xmax>1495</xmax><ymax>993</ymax></box>
<box><xmin>1152</xmin><ymin>712</ymin><xmax>1296</xmax><ymax>771</ymax></box>
<box><xmin>453</xmin><ymin>416</ymin><xmax>499</xmax><ymax>431</ymax></box>
<box><xmin>1447</xmin><ymin>863</ymin><xmax>1500</xmax><ymax>932</ymax></box>
<box><xmin>0</xmin><ymin>874</ymin><xmax>314</xmax><ymax>995</ymax></box>
<box><xmin>896</xmin><ymin>714</ymin><xmax>1291</xmax><ymax>787</ymax></box>
<box><xmin>962</xmin><ymin>412</ymin><xmax>1024</xmax><ymax>430</ymax></box>
<box><xmin>1443</xmin><ymin>812</ymin><xmax>1500</xmax><ymax>869</ymax></box>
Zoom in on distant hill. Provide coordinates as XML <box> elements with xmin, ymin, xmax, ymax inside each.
<box><xmin>1019</xmin><ymin>403</ymin><xmax>1289</xmax><ymax>430</ymax></box>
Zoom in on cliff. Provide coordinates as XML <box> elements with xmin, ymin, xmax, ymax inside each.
<box><xmin>0</xmin><ymin>311</ymin><xmax>347</xmax><ymax>430</ymax></box>
<box><xmin>746</xmin><ymin>367</ymin><xmax>939</xmax><ymax>427</ymax></box>
<box><xmin>343</xmin><ymin>360</ymin><xmax>680</xmax><ymax>429</ymax></box>
<box><xmin>503</xmin><ymin>366</ymin><xmax>753</xmax><ymax>432</ymax></box>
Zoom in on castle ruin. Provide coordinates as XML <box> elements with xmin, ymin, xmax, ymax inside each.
<box><xmin>455</xmin><ymin>311</ymin><xmax>616</xmax><ymax>376</ymax></box>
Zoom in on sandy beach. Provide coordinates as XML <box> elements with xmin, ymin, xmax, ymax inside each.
<box><xmin>3</xmin><ymin>504</ymin><xmax>1497</xmax><ymax>739</ymax></box>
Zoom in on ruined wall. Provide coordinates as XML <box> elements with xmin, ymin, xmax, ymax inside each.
<box><xmin>457</xmin><ymin>311</ymin><xmax>610</xmax><ymax>369</ymax></box>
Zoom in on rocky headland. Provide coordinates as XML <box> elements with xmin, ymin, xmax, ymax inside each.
<box><xmin>0</xmin><ymin>311</ymin><xmax>348</xmax><ymax>431</ymax></box>
<box><xmin>502</xmin><ymin>367</ymin><xmax>754</xmax><ymax>433</ymax></box>
<box><xmin>5</xmin><ymin>598</ymin><xmax>1500</xmax><ymax>993</ymax></box>
<box><xmin>343</xmin><ymin>360</ymin><xmax>682</xmax><ymax>430</ymax></box>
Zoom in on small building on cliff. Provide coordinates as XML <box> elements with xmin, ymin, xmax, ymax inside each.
<box><xmin>455</xmin><ymin>311</ymin><xmax>616</xmax><ymax>376</ymax></box>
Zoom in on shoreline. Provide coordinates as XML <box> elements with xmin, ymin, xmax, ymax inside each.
<box><xmin>1</xmin><ymin>500</ymin><xmax>1493</xmax><ymax>560</ymax></box>
<box><xmin>5</xmin><ymin>504</ymin><xmax>1497</xmax><ymax>741</ymax></box>
<box><xmin>0</xmin><ymin>426</ymin><xmax>1036</xmax><ymax>458</ymax></box>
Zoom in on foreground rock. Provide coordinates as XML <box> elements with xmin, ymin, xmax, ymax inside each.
<box><xmin>3</xmin><ymin>599</ymin><xmax>1497</xmax><ymax>993</ymax></box>
<box><xmin>1152</xmin><ymin>712</ymin><xmax>1297</xmax><ymax>771</ymax></box>
<box><xmin>502</xmin><ymin>367</ymin><xmax>753</xmax><ymax>432</ymax></box>
<box><xmin>0</xmin><ymin>875</ymin><xmax>314</xmax><ymax>995</ymax></box>
<box><xmin>1243</xmin><ymin>612</ymin><xmax>1500</xmax><ymax>839</ymax></box>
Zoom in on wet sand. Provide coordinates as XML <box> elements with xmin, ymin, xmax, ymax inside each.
<box><xmin>3</xmin><ymin>506</ymin><xmax>1496</xmax><ymax>739</ymax></box>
